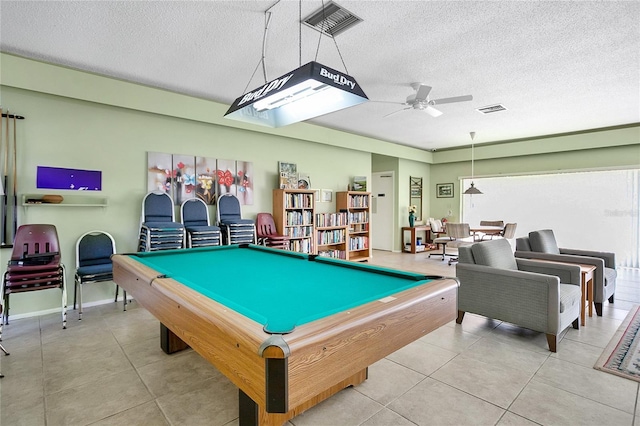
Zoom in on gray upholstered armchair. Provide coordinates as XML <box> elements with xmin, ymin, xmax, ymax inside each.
<box><xmin>515</xmin><ymin>229</ymin><xmax>616</xmax><ymax>316</ymax></box>
<box><xmin>456</xmin><ymin>239</ymin><xmax>582</xmax><ymax>352</ymax></box>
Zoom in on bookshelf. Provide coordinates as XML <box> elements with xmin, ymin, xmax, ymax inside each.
<box><xmin>316</xmin><ymin>212</ymin><xmax>348</xmax><ymax>259</ymax></box>
<box><xmin>272</xmin><ymin>189</ymin><xmax>315</xmax><ymax>254</ymax></box>
<box><xmin>336</xmin><ymin>191</ymin><xmax>371</xmax><ymax>262</ymax></box>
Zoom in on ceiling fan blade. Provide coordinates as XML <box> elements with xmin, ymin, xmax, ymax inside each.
<box><xmin>370</xmin><ymin>101</ymin><xmax>406</xmax><ymax>105</ymax></box>
<box><xmin>414</xmin><ymin>84</ymin><xmax>432</xmax><ymax>101</ymax></box>
<box><xmin>384</xmin><ymin>107</ymin><xmax>411</xmax><ymax>118</ymax></box>
<box><xmin>425</xmin><ymin>106</ymin><xmax>443</xmax><ymax>117</ymax></box>
<box><xmin>430</xmin><ymin>95</ymin><xmax>473</xmax><ymax>105</ymax></box>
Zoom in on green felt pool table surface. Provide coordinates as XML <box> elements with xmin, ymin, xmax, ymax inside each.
<box><xmin>131</xmin><ymin>244</ymin><xmax>436</xmax><ymax>333</ymax></box>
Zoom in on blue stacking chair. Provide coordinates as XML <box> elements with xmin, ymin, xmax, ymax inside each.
<box><xmin>180</xmin><ymin>198</ymin><xmax>221</xmax><ymax>248</ymax></box>
<box><xmin>74</xmin><ymin>230</ymin><xmax>125</xmax><ymax>320</ymax></box>
<box><xmin>217</xmin><ymin>194</ymin><xmax>256</xmax><ymax>245</ymax></box>
<box><xmin>138</xmin><ymin>191</ymin><xmax>185</xmax><ymax>252</ymax></box>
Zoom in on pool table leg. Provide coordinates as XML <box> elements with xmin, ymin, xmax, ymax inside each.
<box><xmin>160</xmin><ymin>323</ymin><xmax>189</xmax><ymax>354</ymax></box>
<box><xmin>237</xmin><ymin>367</ymin><xmax>368</xmax><ymax>426</ymax></box>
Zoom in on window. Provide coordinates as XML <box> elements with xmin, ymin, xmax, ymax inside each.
<box><xmin>462</xmin><ymin>169</ymin><xmax>640</xmax><ymax>268</ymax></box>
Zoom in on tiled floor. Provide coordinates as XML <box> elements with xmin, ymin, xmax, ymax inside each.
<box><xmin>1</xmin><ymin>250</ymin><xmax>639</xmax><ymax>426</ymax></box>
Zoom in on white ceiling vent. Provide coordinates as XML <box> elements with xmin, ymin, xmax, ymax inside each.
<box><xmin>476</xmin><ymin>104</ymin><xmax>507</xmax><ymax>114</ymax></box>
<box><xmin>303</xmin><ymin>1</ymin><xmax>363</xmax><ymax>37</ymax></box>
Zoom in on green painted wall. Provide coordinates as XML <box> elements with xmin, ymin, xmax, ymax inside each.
<box><xmin>0</xmin><ymin>85</ymin><xmax>372</xmax><ymax>317</ymax></box>
<box><xmin>0</xmin><ymin>53</ymin><xmax>638</xmax><ymax>318</ymax></box>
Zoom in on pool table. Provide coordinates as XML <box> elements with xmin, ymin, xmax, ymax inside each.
<box><xmin>112</xmin><ymin>244</ymin><xmax>458</xmax><ymax>425</ymax></box>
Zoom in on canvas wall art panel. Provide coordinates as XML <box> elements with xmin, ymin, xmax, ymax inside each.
<box><xmin>147</xmin><ymin>152</ymin><xmax>173</xmax><ymax>195</ymax></box>
<box><xmin>217</xmin><ymin>159</ymin><xmax>237</xmax><ymax>197</ymax></box>
<box><xmin>195</xmin><ymin>156</ymin><xmax>217</xmax><ymax>205</ymax></box>
<box><xmin>236</xmin><ymin>161</ymin><xmax>254</xmax><ymax>205</ymax></box>
<box><xmin>172</xmin><ymin>155</ymin><xmax>196</xmax><ymax>205</ymax></box>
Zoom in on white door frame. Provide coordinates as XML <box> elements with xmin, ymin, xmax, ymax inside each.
<box><xmin>371</xmin><ymin>171</ymin><xmax>395</xmax><ymax>251</ymax></box>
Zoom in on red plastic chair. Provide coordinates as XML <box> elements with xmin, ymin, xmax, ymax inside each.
<box><xmin>1</xmin><ymin>224</ymin><xmax>67</xmax><ymax>333</ymax></box>
<box><xmin>255</xmin><ymin>213</ymin><xmax>290</xmax><ymax>250</ymax></box>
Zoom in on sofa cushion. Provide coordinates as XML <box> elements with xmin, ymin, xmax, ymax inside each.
<box><xmin>559</xmin><ymin>283</ymin><xmax>580</xmax><ymax>313</ymax></box>
<box><xmin>529</xmin><ymin>230</ymin><xmax>560</xmax><ymax>254</ymax></box>
<box><xmin>458</xmin><ymin>246</ymin><xmax>475</xmax><ymax>264</ymax></box>
<box><xmin>470</xmin><ymin>239</ymin><xmax>518</xmax><ymax>270</ymax></box>
<box><xmin>515</xmin><ymin>237</ymin><xmax>532</xmax><ymax>251</ymax></box>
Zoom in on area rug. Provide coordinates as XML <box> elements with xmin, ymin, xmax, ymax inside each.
<box><xmin>594</xmin><ymin>305</ymin><xmax>640</xmax><ymax>382</ymax></box>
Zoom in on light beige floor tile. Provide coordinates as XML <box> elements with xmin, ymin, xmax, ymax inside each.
<box><xmin>419</xmin><ymin>323</ymin><xmax>481</xmax><ymax>353</ymax></box>
<box><xmin>108</xmin><ymin>315</ymin><xmax>160</xmax><ymax>346</ymax></box>
<box><xmin>445</xmin><ymin>313</ymin><xmax>502</xmax><ymax>338</ymax></box>
<box><xmin>549</xmin><ymin>337</ymin><xmax>605</xmax><ymax>368</ymax></box>
<box><xmin>534</xmin><ymin>357</ymin><xmax>637</xmax><ymax>414</ymax></box>
<box><xmin>355</xmin><ymin>358</ymin><xmax>425</xmax><ymax>405</ymax></box>
<box><xmin>45</xmin><ymin>370</ymin><xmax>153</xmax><ymax>425</ymax></box>
<box><xmin>1</xmin><ymin>392</ymin><xmax>45</xmax><ymax>426</ymax></box>
<box><xmin>156</xmin><ymin>376</ymin><xmax>238</xmax><ymax>426</ymax></box>
<box><xmin>462</xmin><ymin>337</ymin><xmax>549</xmax><ymax>374</ymax></box>
<box><xmin>510</xmin><ymin>379</ymin><xmax>633</xmax><ymax>425</ymax></box>
<box><xmin>360</xmin><ymin>408</ymin><xmax>415</xmax><ymax>426</ymax></box>
<box><xmin>386</xmin><ymin>339</ymin><xmax>457</xmax><ymax>376</ymax></box>
<box><xmin>496</xmin><ymin>411</ymin><xmax>539</xmax><ymax>425</ymax></box>
<box><xmin>90</xmin><ymin>400</ymin><xmax>169</xmax><ymax>426</ymax></box>
<box><xmin>564</xmin><ymin>315</ymin><xmax>622</xmax><ymax>348</ymax></box>
<box><xmin>488</xmin><ymin>322</ymin><xmax>558</xmax><ymax>354</ymax></box>
<box><xmin>388</xmin><ymin>378</ymin><xmax>504</xmax><ymax>426</ymax></box>
<box><xmin>136</xmin><ymin>350</ymin><xmax>221</xmax><ymax>398</ymax></box>
<box><xmin>121</xmin><ymin>335</ymin><xmax>169</xmax><ymax>368</ymax></box>
<box><xmin>431</xmin><ymin>355</ymin><xmax>532</xmax><ymax>409</ymax></box>
<box><xmin>290</xmin><ymin>387</ymin><xmax>383</xmax><ymax>426</ymax></box>
<box><xmin>43</xmin><ymin>343</ymin><xmax>134</xmax><ymax>394</ymax></box>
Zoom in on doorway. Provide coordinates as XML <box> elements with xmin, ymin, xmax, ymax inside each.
<box><xmin>371</xmin><ymin>171</ymin><xmax>395</xmax><ymax>251</ymax></box>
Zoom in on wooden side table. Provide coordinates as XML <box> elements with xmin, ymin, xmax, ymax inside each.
<box><xmin>578</xmin><ymin>264</ymin><xmax>596</xmax><ymax>326</ymax></box>
<box><xmin>401</xmin><ymin>226</ymin><xmax>431</xmax><ymax>253</ymax></box>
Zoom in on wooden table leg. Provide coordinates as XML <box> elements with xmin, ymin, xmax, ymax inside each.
<box><xmin>587</xmin><ymin>277</ymin><xmax>594</xmax><ymax>318</ymax></box>
<box><xmin>580</xmin><ymin>279</ymin><xmax>586</xmax><ymax>326</ymax></box>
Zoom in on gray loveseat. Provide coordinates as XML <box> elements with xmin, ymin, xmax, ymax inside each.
<box><xmin>456</xmin><ymin>238</ymin><xmax>582</xmax><ymax>352</ymax></box>
<box><xmin>515</xmin><ymin>229</ymin><xmax>616</xmax><ymax>316</ymax></box>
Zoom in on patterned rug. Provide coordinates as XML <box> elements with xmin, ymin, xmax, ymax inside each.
<box><xmin>594</xmin><ymin>305</ymin><xmax>640</xmax><ymax>382</ymax></box>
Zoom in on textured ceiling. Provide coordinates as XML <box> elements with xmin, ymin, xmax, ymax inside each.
<box><xmin>1</xmin><ymin>1</ymin><xmax>639</xmax><ymax>151</ymax></box>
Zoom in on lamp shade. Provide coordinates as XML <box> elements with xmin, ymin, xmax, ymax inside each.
<box><xmin>464</xmin><ymin>182</ymin><xmax>482</xmax><ymax>195</ymax></box>
<box><xmin>224</xmin><ymin>61</ymin><xmax>368</xmax><ymax>128</ymax></box>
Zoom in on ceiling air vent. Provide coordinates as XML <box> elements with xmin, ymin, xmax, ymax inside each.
<box><xmin>303</xmin><ymin>1</ymin><xmax>363</xmax><ymax>37</ymax></box>
<box><xmin>476</xmin><ymin>104</ymin><xmax>507</xmax><ymax>114</ymax></box>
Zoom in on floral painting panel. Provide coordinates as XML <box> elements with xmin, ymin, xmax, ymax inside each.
<box><xmin>217</xmin><ymin>159</ymin><xmax>236</xmax><ymax>197</ymax></box>
<box><xmin>173</xmin><ymin>155</ymin><xmax>196</xmax><ymax>205</ymax></box>
<box><xmin>236</xmin><ymin>161</ymin><xmax>253</xmax><ymax>205</ymax></box>
<box><xmin>195</xmin><ymin>157</ymin><xmax>217</xmax><ymax>205</ymax></box>
<box><xmin>147</xmin><ymin>152</ymin><xmax>173</xmax><ymax>195</ymax></box>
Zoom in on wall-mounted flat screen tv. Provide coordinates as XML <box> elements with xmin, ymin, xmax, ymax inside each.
<box><xmin>36</xmin><ymin>166</ymin><xmax>102</xmax><ymax>191</ymax></box>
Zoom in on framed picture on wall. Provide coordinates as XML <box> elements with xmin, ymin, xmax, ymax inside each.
<box><xmin>436</xmin><ymin>183</ymin><xmax>454</xmax><ymax>198</ymax></box>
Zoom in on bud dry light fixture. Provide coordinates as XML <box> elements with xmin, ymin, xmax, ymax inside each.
<box><xmin>464</xmin><ymin>131</ymin><xmax>483</xmax><ymax>195</ymax></box>
<box><xmin>224</xmin><ymin>61</ymin><xmax>368</xmax><ymax>128</ymax></box>
<box><xmin>224</xmin><ymin>1</ymin><xmax>368</xmax><ymax>128</ymax></box>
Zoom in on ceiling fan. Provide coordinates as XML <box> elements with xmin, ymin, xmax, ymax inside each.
<box><xmin>380</xmin><ymin>83</ymin><xmax>473</xmax><ymax>118</ymax></box>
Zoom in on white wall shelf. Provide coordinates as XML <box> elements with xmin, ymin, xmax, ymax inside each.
<box><xmin>22</xmin><ymin>194</ymin><xmax>108</xmax><ymax>207</ymax></box>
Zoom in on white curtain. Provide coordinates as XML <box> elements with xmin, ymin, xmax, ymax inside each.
<box><xmin>461</xmin><ymin>169</ymin><xmax>640</xmax><ymax>268</ymax></box>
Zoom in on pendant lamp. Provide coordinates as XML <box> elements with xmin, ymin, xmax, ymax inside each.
<box><xmin>224</xmin><ymin>1</ymin><xmax>368</xmax><ymax>128</ymax></box>
<box><xmin>464</xmin><ymin>131</ymin><xmax>482</xmax><ymax>195</ymax></box>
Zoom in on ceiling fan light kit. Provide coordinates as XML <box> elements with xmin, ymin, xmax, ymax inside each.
<box><xmin>384</xmin><ymin>83</ymin><xmax>473</xmax><ymax>118</ymax></box>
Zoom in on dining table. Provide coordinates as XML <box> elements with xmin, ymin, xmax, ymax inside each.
<box><xmin>469</xmin><ymin>226</ymin><xmax>504</xmax><ymax>241</ymax></box>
